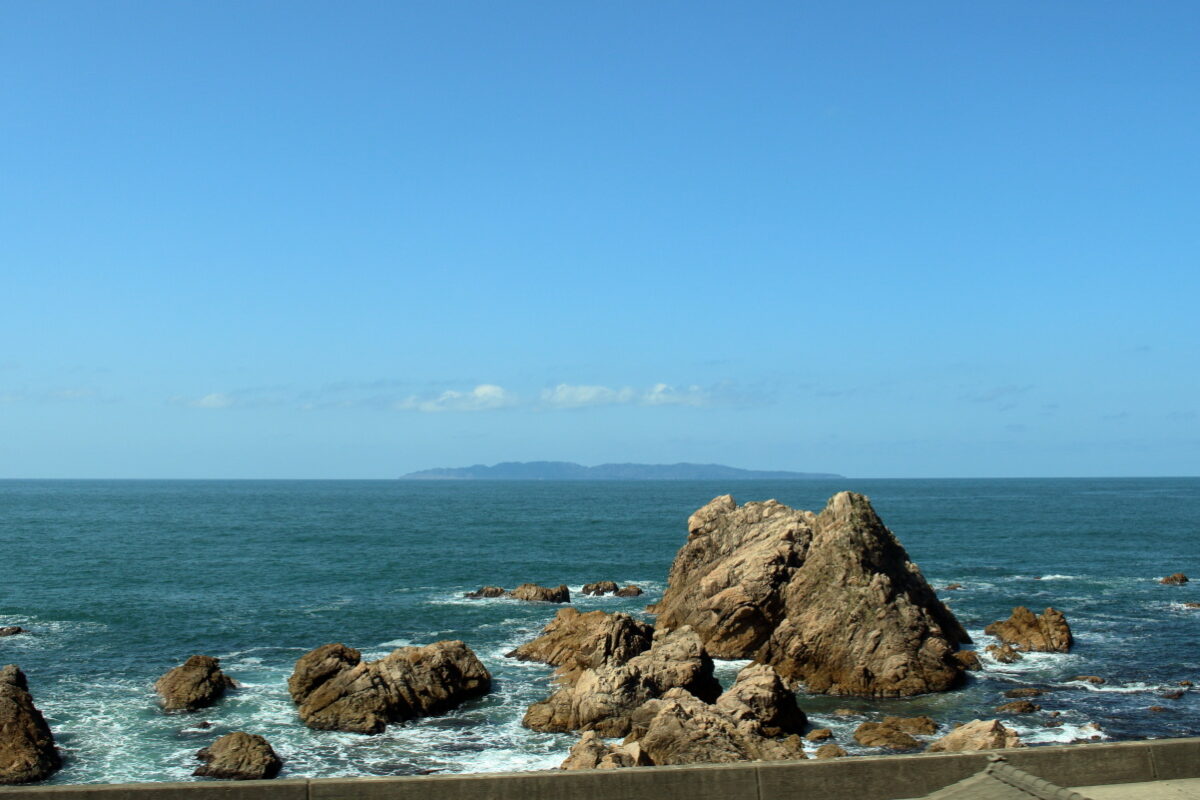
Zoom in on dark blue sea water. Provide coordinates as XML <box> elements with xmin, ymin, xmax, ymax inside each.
<box><xmin>1</xmin><ymin>478</ymin><xmax>1197</xmax><ymax>784</ymax></box>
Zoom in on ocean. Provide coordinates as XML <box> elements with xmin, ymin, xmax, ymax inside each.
<box><xmin>1</xmin><ymin>478</ymin><xmax>1197</xmax><ymax>784</ymax></box>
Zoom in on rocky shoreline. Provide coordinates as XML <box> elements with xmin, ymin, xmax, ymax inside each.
<box><xmin>1</xmin><ymin>491</ymin><xmax>1193</xmax><ymax>785</ymax></box>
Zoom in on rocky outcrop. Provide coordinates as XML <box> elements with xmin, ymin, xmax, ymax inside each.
<box><xmin>655</xmin><ymin>492</ymin><xmax>971</xmax><ymax>697</ymax></box>
<box><xmin>0</xmin><ymin>665</ymin><xmax>60</xmax><ymax>785</ymax></box>
<box><xmin>625</xmin><ymin>688</ymin><xmax>805</xmax><ymax>766</ymax></box>
<box><xmin>1004</xmin><ymin>688</ymin><xmax>1045</xmax><ymax>698</ymax></box>
<box><xmin>523</xmin><ymin>626</ymin><xmax>721</xmax><ymax>736</ymax></box>
<box><xmin>1072</xmin><ymin>675</ymin><xmax>1104</xmax><ymax>685</ymax></box>
<box><xmin>509</xmin><ymin>584</ymin><xmax>571</xmax><ymax>603</ymax></box>
<box><xmin>616</xmin><ymin>585</ymin><xmax>644</xmax><ymax>597</ymax></box>
<box><xmin>954</xmin><ymin>651</ymin><xmax>982</xmax><ymax>671</ymax></box>
<box><xmin>1161</xmin><ymin>573</ymin><xmax>1189</xmax><ymax>585</ymax></box>
<box><xmin>155</xmin><ymin>656</ymin><xmax>236</xmax><ymax>712</ymax></box>
<box><xmin>583</xmin><ymin>581</ymin><xmax>619</xmax><ymax>596</ymax></box>
<box><xmin>927</xmin><ymin>719</ymin><xmax>1022</xmax><ymax>752</ymax></box>
<box><xmin>193</xmin><ymin>732</ymin><xmax>282</xmax><ymax>780</ymax></box>
<box><xmin>805</xmin><ymin>728</ymin><xmax>832</xmax><ymax>741</ymax></box>
<box><xmin>506</xmin><ymin>609</ymin><xmax>652</xmax><ymax>684</ymax></box>
<box><xmin>714</xmin><ymin>663</ymin><xmax>806</xmax><ymax>738</ymax></box>
<box><xmin>0</xmin><ymin>627</ymin><xmax>24</xmax><ymax>638</ymax></box>
<box><xmin>289</xmin><ymin>640</ymin><xmax>491</xmax><ymax>733</ymax></box>
<box><xmin>985</xmin><ymin>607</ymin><xmax>1072</xmax><ymax>653</ymax></box>
<box><xmin>464</xmin><ymin>586</ymin><xmax>506</xmax><ymax>599</ymax></box>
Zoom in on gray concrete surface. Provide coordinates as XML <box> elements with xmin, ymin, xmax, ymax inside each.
<box><xmin>1074</xmin><ymin>777</ymin><xmax>1200</xmax><ymax>799</ymax></box>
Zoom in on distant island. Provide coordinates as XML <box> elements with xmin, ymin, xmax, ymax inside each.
<box><xmin>399</xmin><ymin>461</ymin><xmax>844</xmax><ymax>481</ymax></box>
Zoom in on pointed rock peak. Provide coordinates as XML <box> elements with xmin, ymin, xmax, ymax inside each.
<box><xmin>688</xmin><ymin>494</ymin><xmax>737</xmax><ymax>536</ymax></box>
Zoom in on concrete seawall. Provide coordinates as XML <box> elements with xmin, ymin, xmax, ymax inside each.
<box><xmin>3</xmin><ymin>737</ymin><xmax>1198</xmax><ymax>800</ymax></box>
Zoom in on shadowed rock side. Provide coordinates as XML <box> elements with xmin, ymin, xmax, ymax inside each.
<box><xmin>985</xmin><ymin>607</ymin><xmax>1073</xmax><ymax>652</ymax></box>
<box><xmin>155</xmin><ymin>655</ymin><xmax>236</xmax><ymax>712</ymax></box>
<box><xmin>0</xmin><ymin>665</ymin><xmax>60</xmax><ymax>785</ymax></box>
<box><xmin>193</xmin><ymin>732</ymin><xmax>282</xmax><ymax>780</ymax></box>
<box><xmin>523</xmin><ymin>626</ymin><xmax>721</xmax><ymax>736</ymax></box>
<box><xmin>713</xmin><ymin>663</ymin><xmax>806</xmax><ymax>737</ymax></box>
<box><xmin>506</xmin><ymin>608</ymin><xmax>653</xmax><ymax>684</ymax></box>
<box><xmin>289</xmin><ymin>641</ymin><xmax>491</xmax><ymax>734</ymax></box>
<box><xmin>656</xmin><ymin>492</ymin><xmax>971</xmax><ymax>697</ymax></box>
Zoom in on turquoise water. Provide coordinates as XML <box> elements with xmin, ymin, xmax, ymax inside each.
<box><xmin>1</xmin><ymin>478</ymin><xmax>1197</xmax><ymax>784</ymax></box>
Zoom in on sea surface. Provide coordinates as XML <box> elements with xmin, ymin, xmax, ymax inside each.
<box><xmin>1</xmin><ymin>478</ymin><xmax>1198</xmax><ymax>784</ymax></box>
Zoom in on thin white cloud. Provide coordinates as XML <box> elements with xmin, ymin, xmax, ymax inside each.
<box><xmin>191</xmin><ymin>393</ymin><xmax>236</xmax><ymax>409</ymax></box>
<box><xmin>642</xmin><ymin>383</ymin><xmax>709</xmax><ymax>407</ymax></box>
<box><xmin>541</xmin><ymin>384</ymin><xmax>636</xmax><ymax>409</ymax></box>
<box><xmin>396</xmin><ymin>384</ymin><xmax>517</xmax><ymax>413</ymax></box>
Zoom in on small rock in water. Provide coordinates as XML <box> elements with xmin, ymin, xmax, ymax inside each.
<box><xmin>833</xmin><ymin>708</ymin><xmax>862</xmax><ymax>717</ymax></box>
<box><xmin>155</xmin><ymin>656</ymin><xmax>236</xmax><ymax>712</ymax></box>
<box><xmin>1149</xmin><ymin>705</ymin><xmax>1168</xmax><ymax>713</ymax></box>
<box><xmin>927</xmin><ymin>719</ymin><xmax>1021</xmax><ymax>752</ymax></box>
<box><xmin>1160</xmin><ymin>689</ymin><xmax>1185</xmax><ymax>700</ymax></box>
<box><xmin>193</xmin><ymin>732</ymin><xmax>281</xmax><ymax>780</ymax></box>
<box><xmin>0</xmin><ymin>627</ymin><xmax>25</xmax><ymax>638</ymax></box>
<box><xmin>814</xmin><ymin>743</ymin><xmax>847</xmax><ymax>759</ymax></box>
<box><xmin>1004</xmin><ymin>688</ymin><xmax>1045</xmax><ymax>698</ymax></box>
<box><xmin>995</xmin><ymin>700</ymin><xmax>1040</xmax><ymax>714</ymax></box>
<box><xmin>1160</xmin><ymin>573</ymin><xmax>1189</xmax><ymax>585</ymax></box>
<box><xmin>1072</xmin><ymin>675</ymin><xmax>1105</xmax><ymax>685</ymax></box>
<box><xmin>985</xmin><ymin>607</ymin><xmax>1072</xmax><ymax>653</ymax></box>
<box><xmin>1179</xmin><ymin>680</ymin><xmax>1194</xmax><ymax>687</ymax></box>
<box><xmin>985</xmin><ymin>644</ymin><xmax>1022</xmax><ymax>663</ymax></box>
<box><xmin>582</xmin><ymin>581</ymin><xmax>619</xmax><ymax>596</ymax></box>
<box><xmin>954</xmin><ymin>650</ymin><xmax>982</xmax><ymax>671</ymax></box>
<box><xmin>805</xmin><ymin>728</ymin><xmax>832</xmax><ymax>742</ymax></box>
<box><xmin>853</xmin><ymin>722</ymin><xmax>922</xmax><ymax>751</ymax></box>
<box><xmin>1184</xmin><ymin>603</ymin><xmax>1200</xmax><ymax>609</ymax></box>
<box><xmin>508</xmin><ymin>583</ymin><xmax>571</xmax><ymax>603</ymax></box>
<box><xmin>464</xmin><ymin>586</ymin><xmax>506</xmax><ymax>599</ymax></box>
<box><xmin>615</xmin><ymin>585</ymin><xmax>644</xmax><ymax>597</ymax></box>
<box><xmin>942</xmin><ymin>583</ymin><xmax>963</xmax><ymax>591</ymax></box>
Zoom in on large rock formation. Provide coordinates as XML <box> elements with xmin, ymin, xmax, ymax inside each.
<box><xmin>0</xmin><ymin>665</ymin><xmax>60</xmax><ymax>785</ymax></box>
<box><xmin>506</xmin><ymin>609</ymin><xmax>652</xmax><ymax>684</ymax></box>
<box><xmin>155</xmin><ymin>655</ymin><xmax>236</xmax><ymax>712</ymax></box>
<box><xmin>927</xmin><ymin>719</ymin><xmax>1022</xmax><ymax>752</ymax></box>
<box><xmin>523</xmin><ymin>626</ymin><xmax>721</xmax><ymax>736</ymax></box>
<box><xmin>289</xmin><ymin>640</ymin><xmax>491</xmax><ymax>733</ymax></box>
<box><xmin>984</xmin><ymin>607</ymin><xmax>1072</xmax><ymax>653</ymax></box>
<box><xmin>655</xmin><ymin>492</ymin><xmax>971</xmax><ymax>696</ymax></box>
<box><xmin>193</xmin><ymin>732</ymin><xmax>282</xmax><ymax>780</ymax></box>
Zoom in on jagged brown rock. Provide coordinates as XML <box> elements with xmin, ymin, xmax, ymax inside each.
<box><xmin>626</xmin><ymin>688</ymin><xmax>806</xmax><ymax>766</ymax></box>
<box><xmin>815</xmin><ymin>743</ymin><xmax>848</xmax><ymax>759</ymax></box>
<box><xmin>615</xmin><ymin>585</ymin><xmax>644</xmax><ymax>597</ymax></box>
<box><xmin>522</xmin><ymin>626</ymin><xmax>721</xmax><ymax>736</ymax></box>
<box><xmin>582</xmin><ymin>581</ymin><xmax>619</xmax><ymax>596</ymax></box>
<box><xmin>1072</xmin><ymin>675</ymin><xmax>1105</xmax><ymax>685</ymax></box>
<box><xmin>713</xmin><ymin>663</ymin><xmax>806</xmax><ymax>738</ymax></box>
<box><xmin>942</xmin><ymin>583</ymin><xmax>963</xmax><ymax>591</ymax></box>
<box><xmin>0</xmin><ymin>665</ymin><xmax>60</xmax><ymax>785</ymax></box>
<box><xmin>193</xmin><ymin>732</ymin><xmax>282</xmax><ymax>780</ymax></box>
<box><xmin>1161</xmin><ymin>573</ymin><xmax>1189</xmax><ymax>585</ymax></box>
<box><xmin>880</xmin><ymin>715</ymin><xmax>938</xmax><ymax>734</ymax></box>
<box><xmin>505</xmin><ymin>609</ymin><xmax>652</xmax><ymax>684</ymax></box>
<box><xmin>155</xmin><ymin>656</ymin><xmax>236</xmax><ymax>712</ymax></box>
<box><xmin>927</xmin><ymin>719</ymin><xmax>1022</xmax><ymax>752</ymax></box>
<box><xmin>985</xmin><ymin>643</ymin><xmax>1022</xmax><ymax>663</ymax></box>
<box><xmin>509</xmin><ymin>583</ymin><xmax>571</xmax><ymax>603</ymax></box>
<box><xmin>464</xmin><ymin>586</ymin><xmax>506</xmax><ymax>599</ymax></box>
<box><xmin>0</xmin><ymin>627</ymin><xmax>24</xmax><ymax>638</ymax></box>
<box><xmin>954</xmin><ymin>650</ymin><xmax>982</xmax><ymax>671</ymax></box>
<box><xmin>985</xmin><ymin>607</ymin><xmax>1072</xmax><ymax>653</ymax></box>
<box><xmin>289</xmin><ymin>640</ymin><xmax>491</xmax><ymax>733</ymax></box>
<box><xmin>1004</xmin><ymin>688</ymin><xmax>1045</xmax><ymax>698</ymax></box>
<box><xmin>560</xmin><ymin>731</ymin><xmax>650</xmax><ymax>769</ymax></box>
<box><xmin>852</xmin><ymin>721</ymin><xmax>921</xmax><ymax>751</ymax></box>
<box><xmin>805</xmin><ymin>728</ymin><xmax>832</xmax><ymax>742</ymax></box>
<box><xmin>656</xmin><ymin>492</ymin><xmax>971</xmax><ymax>697</ymax></box>
<box><xmin>995</xmin><ymin>700</ymin><xmax>1040</xmax><ymax>714</ymax></box>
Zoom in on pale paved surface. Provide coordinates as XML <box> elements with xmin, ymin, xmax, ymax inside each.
<box><xmin>1072</xmin><ymin>778</ymin><xmax>1200</xmax><ymax>798</ymax></box>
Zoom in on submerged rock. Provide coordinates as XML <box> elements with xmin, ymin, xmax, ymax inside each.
<box><xmin>995</xmin><ymin>700</ymin><xmax>1040</xmax><ymax>714</ymax></box>
<box><xmin>506</xmin><ymin>608</ymin><xmax>652</xmax><ymax>684</ymax></box>
<box><xmin>155</xmin><ymin>656</ymin><xmax>236</xmax><ymax>712</ymax></box>
<box><xmin>615</xmin><ymin>585</ymin><xmax>644</xmax><ymax>597</ymax></box>
<box><xmin>0</xmin><ymin>665</ymin><xmax>60</xmax><ymax>785</ymax></box>
<box><xmin>582</xmin><ymin>581</ymin><xmax>619</xmax><ymax>596</ymax></box>
<box><xmin>1004</xmin><ymin>688</ymin><xmax>1045</xmax><ymax>698</ymax></box>
<box><xmin>509</xmin><ymin>583</ymin><xmax>571</xmax><ymax>603</ymax></box>
<box><xmin>985</xmin><ymin>607</ymin><xmax>1072</xmax><ymax>653</ymax></box>
<box><xmin>1072</xmin><ymin>675</ymin><xmax>1105</xmax><ymax>685</ymax></box>
<box><xmin>927</xmin><ymin>719</ymin><xmax>1022</xmax><ymax>752</ymax></box>
<box><xmin>0</xmin><ymin>627</ymin><xmax>24</xmax><ymax>638</ymax></box>
<box><xmin>655</xmin><ymin>492</ymin><xmax>971</xmax><ymax>697</ymax></box>
<box><xmin>193</xmin><ymin>732</ymin><xmax>282</xmax><ymax>780</ymax></box>
<box><xmin>289</xmin><ymin>640</ymin><xmax>491</xmax><ymax>734</ymax></box>
<box><xmin>1161</xmin><ymin>573</ymin><xmax>1189</xmax><ymax>585</ymax></box>
<box><xmin>464</xmin><ymin>586</ymin><xmax>506</xmax><ymax>599</ymax></box>
<box><xmin>523</xmin><ymin>626</ymin><xmax>721</xmax><ymax>736</ymax></box>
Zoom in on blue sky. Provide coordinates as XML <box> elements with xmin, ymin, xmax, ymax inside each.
<box><xmin>1</xmin><ymin>2</ymin><xmax>1197</xmax><ymax>478</ymax></box>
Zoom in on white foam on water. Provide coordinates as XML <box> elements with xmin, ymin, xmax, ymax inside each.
<box><xmin>1039</xmin><ymin>574</ymin><xmax>1081</xmax><ymax>580</ymax></box>
<box><xmin>1018</xmin><ymin>721</ymin><xmax>1109</xmax><ymax>745</ymax></box>
<box><xmin>1056</xmin><ymin>679</ymin><xmax>1159</xmax><ymax>694</ymax></box>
